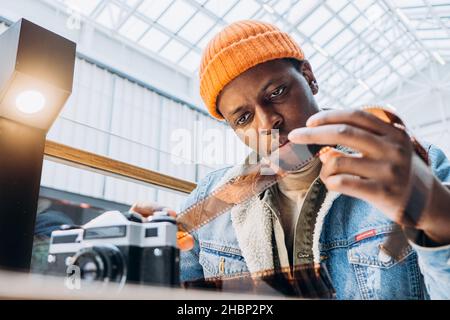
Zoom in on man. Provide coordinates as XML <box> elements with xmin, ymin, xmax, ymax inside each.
<box><xmin>132</xmin><ymin>20</ymin><xmax>450</xmax><ymax>299</ymax></box>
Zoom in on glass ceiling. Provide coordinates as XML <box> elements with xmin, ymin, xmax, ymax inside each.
<box><xmin>41</xmin><ymin>0</ymin><xmax>450</xmax><ymax>110</ymax></box>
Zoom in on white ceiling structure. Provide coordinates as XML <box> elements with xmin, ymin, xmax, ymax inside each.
<box><xmin>39</xmin><ymin>0</ymin><xmax>450</xmax><ymax>153</ymax></box>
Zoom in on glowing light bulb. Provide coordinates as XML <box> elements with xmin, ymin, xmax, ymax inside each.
<box><xmin>15</xmin><ymin>90</ymin><xmax>46</xmax><ymax>114</ymax></box>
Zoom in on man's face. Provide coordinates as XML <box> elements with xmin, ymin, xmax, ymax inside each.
<box><xmin>217</xmin><ymin>59</ymin><xmax>319</xmax><ymax>156</ymax></box>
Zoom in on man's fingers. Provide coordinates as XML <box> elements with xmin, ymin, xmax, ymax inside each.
<box><xmin>177</xmin><ymin>231</ymin><xmax>195</xmax><ymax>251</ymax></box>
<box><xmin>320</xmin><ymin>149</ymin><xmax>394</xmax><ymax>181</ymax></box>
<box><xmin>323</xmin><ymin>174</ymin><xmax>381</xmax><ymax>204</ymax></box>
<box><xmin>288</xmin><ymin>124</ymin><xmax>386</xmax><ymax>158</ymax></box>
<box><xmin>131</xmin><ymin>203</ymin><xmax>190</xmax><ymax>250</ymax></box>
<box><xmin>130</xmin><ymin>202</ymin><xmax>176</xmax><ymax>217</ymax></box>
<box><xmin>319</xmin><ymin>148</ymin><xmax>348</xmax><ymax>162</ymax></box>
<box><xmin>162</xmin><ymin>208</ymin><xmax>177</xmax><ymax>217</ymax></box>
<box><xmin>306</xmin><ymin>109</ymin><xmax>405</xmax><ymax>140</ymax></box>
<box><xmin>130</xmin><ymin>202</ymin><xmax>161</xmax><ymax>216</ymax></box>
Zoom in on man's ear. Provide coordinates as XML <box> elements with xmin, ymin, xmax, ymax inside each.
<box><xmin>298</xmin><ymin>60</ymin><xmax>319</xmax><ymax>95</ymax></box>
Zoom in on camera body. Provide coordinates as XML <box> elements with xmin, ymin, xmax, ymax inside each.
<box><xmin>46</xmin><ymin>210</ymin><xmax>179</xmax><ymax>287</ymax></box>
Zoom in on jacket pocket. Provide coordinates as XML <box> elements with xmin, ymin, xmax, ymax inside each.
<box><xmin>347</xmin><ymin>229</ymin><xmax>425</xmax><ymax>299</ymax></box>
<box><xmin>348</xmin><ymin>232</ymin><xmax>413</xmax><ymax>268</ymax></box>
<box><xmin>198</xmin><ymin>241</ymin><xmax>248</xmax><ymax>278</ymax></box>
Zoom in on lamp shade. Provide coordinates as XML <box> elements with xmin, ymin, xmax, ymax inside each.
<box><xmin>0</xmin><ymin>18</ymin><xmax>76</xmax><ymax>131</ymax></box>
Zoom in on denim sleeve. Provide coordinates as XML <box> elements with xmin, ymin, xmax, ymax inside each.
<box><xmin>178</xmin><ymin>169</ymin><xmax>227</xmax><ymax>282</ymax></box>
<box><xmin>179</xmin><ymin>182</ymin><xmax>206</xmax><ymax>283</ymax></box>
<box><xmin>179</xmin><ymin>229</ymin><xmax>204</xmax><ymax>283</ymax></box>
<box><xmin>409</xmin><ymin>144</ymin><xmax>450</xmax><ymax>299</ymax></box>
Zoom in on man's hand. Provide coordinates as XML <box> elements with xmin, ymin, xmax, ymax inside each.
<box><xmin>130</xmin><ymin>202</ymin><xmax>194</xmax><ymax>251</ymax></box>
<box><xmin>288</xmin><ymin>109</ymin><xmax>450</xmax><ymax>244</ymax></box>
<box><xmin>130</xmin><ymin>201</ymin><xmax>177</xmax><ymax>218</ymax></box>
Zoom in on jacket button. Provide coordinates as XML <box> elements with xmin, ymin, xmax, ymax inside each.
<box><xmin>297</xmin><ymin>252</ymin><xmax>310</xmax><ymax>259</ymax></box>
<box><xmin>378</xmin><ymin>248</ymin><xmax>392</xmax><ymax>264</ymax></box>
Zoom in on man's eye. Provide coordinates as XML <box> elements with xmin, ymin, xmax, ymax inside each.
<box><xmin>236</xmin><ymin>112</ymin><xmax>251</xmax><ymax>126</ymax></box>
<box><xmin>270</xmin><ymin>86</ymin><xmax>286</xmax><ymax>99</ymax></box>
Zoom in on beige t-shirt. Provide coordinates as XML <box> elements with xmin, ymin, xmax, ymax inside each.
<box><xmin>276</xmin><ymin>157</ymin><xmax>322</xmax><ymax>261</ymax></box>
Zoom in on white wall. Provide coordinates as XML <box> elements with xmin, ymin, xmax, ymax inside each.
<box><xmin>382</xmin><ymin>62</ymin><xmax>450</xmax><ymax>157</ymax></box>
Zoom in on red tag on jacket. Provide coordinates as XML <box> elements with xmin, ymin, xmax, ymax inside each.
<box><xmin>355</xmin><ymin>229</ymin><xmax>376</xmax><ymax>242</ymax></box>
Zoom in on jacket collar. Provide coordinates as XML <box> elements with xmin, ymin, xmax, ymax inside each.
<box><xmin>213</xmin><ymin>147</ymin><xmax>347</xmax><ymax>272</ymax></box>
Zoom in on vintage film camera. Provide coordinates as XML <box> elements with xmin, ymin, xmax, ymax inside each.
<box><xmin>46</xmin><ymin>210</ymin><xmax>179</xmax><ymax>287</ymax></box>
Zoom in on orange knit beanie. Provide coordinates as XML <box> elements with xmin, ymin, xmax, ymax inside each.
<box><xmin>199</xmin><ymin>20</ymin><xmax>305</xmax><ymax>120</ymax></box>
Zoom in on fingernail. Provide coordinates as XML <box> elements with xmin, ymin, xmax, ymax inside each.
<box><xmin>288</xmin><ymin>128</ymin><xmax>307</xmax><ymax>140</ymax></box>
<box><xmin>177</xmin><ymin>232</ymin><xmax>195</xmax><ymax>251</ymax></box>
<box><xmin>163</xmin><ymin>207</ymin><xmax>177</xmax><ymax>216</ymax></box>
<box><xmin>168</xmin><ymin>210</ymin><xmax>177</xmax><ymax>217</ymax></box>
<box><xmin>319</xmin><ymin>153</ymin><xmax>328</xmax><ymax>163</ymax></box>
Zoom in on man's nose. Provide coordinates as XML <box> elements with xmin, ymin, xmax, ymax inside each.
<box><xmin>255</xmin><ymin>106</ymin><xmax>283</xmax><ymax>134</ymax></box>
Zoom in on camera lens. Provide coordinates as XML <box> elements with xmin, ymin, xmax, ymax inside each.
<box><xmin>72</xmin><ymin>245</ymin><xmax>126</xmax><ymax>285</ymax></box>
<box><xmin>80</xmin><ymin>261</ymin><xmax>97</xmax><ymax>281</ymax></box>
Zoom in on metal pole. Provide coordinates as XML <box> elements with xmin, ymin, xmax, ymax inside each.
<box><xmin>0</xmin><ymin>118</ymin><xmax>46</xmax><ymax>271</ymax></box>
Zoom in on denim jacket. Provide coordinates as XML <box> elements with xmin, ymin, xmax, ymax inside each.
<box><xmin>179</xmin><ymin>144</ymin><xmax>450</xmax><ymax>299</ymax></box>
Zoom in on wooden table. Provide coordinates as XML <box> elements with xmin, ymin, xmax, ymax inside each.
<box><xmin>0</xmin><ymin>270</ymin><xmax>287</xmax><ymax>300</ymax></box>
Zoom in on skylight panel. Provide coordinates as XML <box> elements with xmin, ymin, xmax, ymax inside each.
<box><xmin>178</xmin><ymin>11</ymin><xmax>215</xmax><ymax>44</ymax></box>
<box><xmin>157</xmin><ymin>0</ymin><xmax>197</xmax><ymax>33</ymax></box>
<box><xmin>417</xmin><ymin>29</ymin><xmax>449</xmax><ymax>40</ymax></box>
<box><xmin>297</xmin><ymin>6</ymin><xmax>333</xmax><ymax>36</ymax></box>
<box><xmin>352</xmin><ymin>0</ymin><xmax>375</xmax><ymax>13</ymax></box>
<box><xmin>197</xmin><ymin>24</ymin><xmax>223</xmax><ymax>49</ymax></box>
<box><xmin>309</xmin><ymin>52</ymin><xmax>327</xmax><ymax>70</ymax></box>
<box><xmin>96</xmin><ymin>2</ymin><xmax>123</xmax><ymax>29</ymax></box>
<box><xmin>338</xmin><ymin>3</ymin><xmax>360</xmax><ymax>23</ymax></box>
<box><xmin>285</xmin><ymin>0</ymin><xmax>322</xmax><ymax>25</ymax></box>
<box><xmin>137</xmin><ymin>0</ymin><xmax>174</xmax><ymax>21</ymax></box>
<box><xmin>223</xmin><ymin>0</ymin><xmax>261</xmax><ymax>23</ymax></box>
<box><xmin>63</xmin><ymin>0</ymin><xmax>101</xmax><ymax>16</ymax></box>
<box><xmin>159</xmin><ymin>39</ymin><xmax>189</xmax><ymax>63</ymax></box>
<box><xmin>325</xmin><ymin>28</ymin><xmax>354</xmax><ymax>54</ymax></box>
<box><xmin>311</xmin><ymin>18</ymin><xmax>345</xmax><ymax>46</ymax></box>
<box><xmin>179</xmin><ymin>50</ymin><xmax>202</xmax><ymax>73</ymax></box>
<box><xmin>350</xmin><ymin>15</ymin><xmax>371</xmax><ymax>33</ymax></box>
<box><xmin>122</xmin><ymin>0</ymin><xmax>141</xmax><ymax>7</ymax></box>
<box><xmin>204</xmin><ymin>0</ymin><xmax>238</xmax><ymax>18</ymax></box>
<box><xmin>326</xmin><ymin>0</ymin><xmax>348</xmax><ymax>13</ymax></box>
<box><xmin>272</xmin><ymin>0</ymin><xmax>293</xmax><ymax>15</ymax></box>
<box><xmin>119</xmin><ymin>15</ymin><xmax>148</xmax><ymax>41</ymax></box>
<box><xmin>139</xmin><ymin>27</ymin><xmax>170</xmax><ymax>52</ymax></box>
<box><xmin>390</xmin><ymin>54</ymin><xmax>407</xmax><ymax>69</ymax></box>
